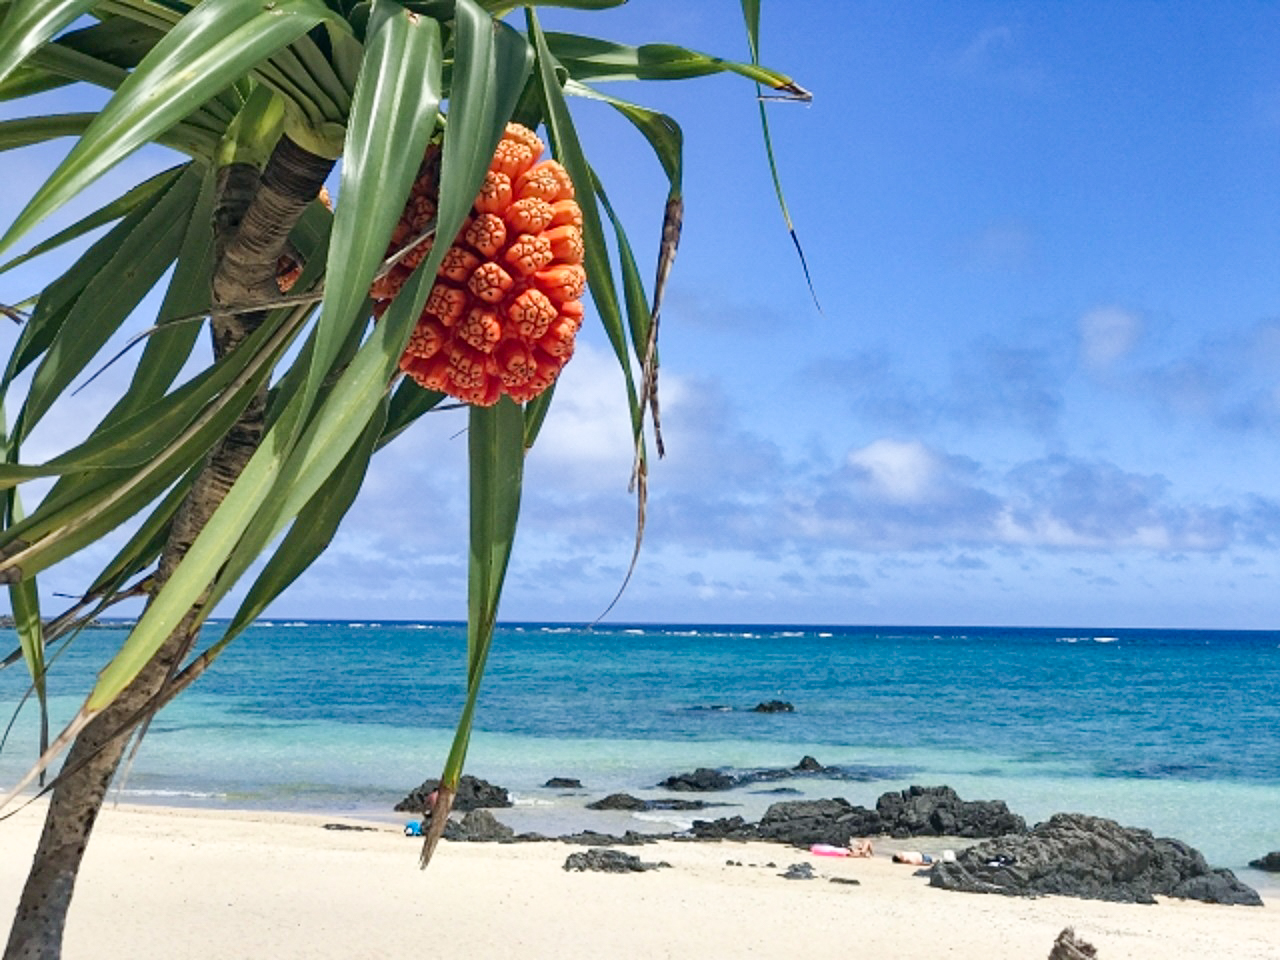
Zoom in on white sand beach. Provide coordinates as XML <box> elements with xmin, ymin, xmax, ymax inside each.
<box><xmin>2</xmin><ymin>802</ymin><xmax>1277</xmax><ymax>959</ymax></box>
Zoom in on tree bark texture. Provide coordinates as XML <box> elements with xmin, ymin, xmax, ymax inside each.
<box><xmin>3</xmin><ymin>136</ymin><xmax>334</xmax><ymax>960</ymax></box>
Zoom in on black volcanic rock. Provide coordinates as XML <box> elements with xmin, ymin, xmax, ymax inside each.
<box><xmin>587</xmin><ymin>793</ymin><xmax>650</xmax><ymax>811</ymax></box>
<box><xmin>587</xmin><ymin>792</ymin><xmax>716</xmax><ymax>812</ymax></box>
<box><xmin>1248</xmin><ymin>851</ymin><xmax>1280</xmax><ymax>872</ymax></box>
<box><xmin>454</xmin><ymin>809</ymin><xmax>515</xmax><ymax>842</ymax></box>
<box><xmin>876</xmin><ymin>785</ymin><xmax>1026</xmax><ymax>839</ymax></box>
<box><xmin>545</xmin><ymin>777</ymin><xmax>583</xmax><ymax>789</ymax></box>
<box><xmin>754</xmin><ymin>787</ymin><xmax>1024</xmax><ymax>848</ymax></box>
<box><xmin>752</xmin><ymin>700</ymin><xmax>794</xmax><ymax>713</ymax></box>
<box><xmin>649</xmin><ymin>798</ymin><xmax>717</xmax><ymax>811</ymax></box>
<box><xmin>793</xmin><ymin>755</ymin><xmax>825</xmax><ymax>772</ymax></box>
<box><xmin>930</xmin><ymin>813</ymin><xmax>1262</xmax><ymax>906</ymax></box>
<box><xmin>563</xmin><ymin>849</ymin><xmax>669</xmax><ymax>873</ymax></box>
<box><xmin>560</xmin><ymin>829</ymin><xmax>663</xmax><ymax>846</ymax></box>
<box><xmin>687</xmin><ymin>816</ymin><xmax>760</xmax><ymax>841</ymax></box>
<box><xmin>394</xmin><ymin>774</ymin><xmax>511</xmax><ymax>813</ymax></box>
<box><xmin>658</xmin><ymin>768</ymin><xmax>736</xmax><ymax>792</ymax></box>
<box><xmin>758</xmin><ymin>798</ymin><xmax>884</xmax><ymax>846</ymax></box>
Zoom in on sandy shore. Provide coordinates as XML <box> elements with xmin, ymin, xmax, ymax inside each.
<box><xmin>2</xmin><ymin>802</ymin><xmax>1277</xmax><ymax>959</ymax></box>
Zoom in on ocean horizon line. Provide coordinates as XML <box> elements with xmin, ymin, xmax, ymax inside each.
<box><xmin>59</xmin><ymin>616</ymin><xmax>1280</xmax><ymax>637</ymax></box>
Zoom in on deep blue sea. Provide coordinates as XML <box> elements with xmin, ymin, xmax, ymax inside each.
<box><xmin>3</xmin><ymin>621</ymin><xmax>1278</xmax><ymax>890</ymax></box>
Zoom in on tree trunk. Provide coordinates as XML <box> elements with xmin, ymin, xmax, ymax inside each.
<box><xmin>3</xmin><ymin>136</ymin><xmax>333</xmax><ymax>960</ymax></box>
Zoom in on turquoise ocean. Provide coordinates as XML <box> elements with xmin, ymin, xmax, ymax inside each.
<box><xmin>2</xmin><ymin>621</ymin><xmax>1278</xmax><ymax>893</ymax></box>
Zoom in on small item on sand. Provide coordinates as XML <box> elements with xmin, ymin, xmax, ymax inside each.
<box><xmin>810</xmin><ymin>843</ymin><xmax>850</xmax><ymax>857</ymax></box>
<box><xmin>780</xmin><ymin>863</ymin><xmax>817</xmax><ymax>880</ymax></box>
<box><xmin>1047</xmin><ymin>927</ymin><xmax>1099</xmax><ymax>960</ymax></box>
<box><xmin>404</xmin><ymin>820</ymin><xmax>423</xmax><ymax>837</ymax></box>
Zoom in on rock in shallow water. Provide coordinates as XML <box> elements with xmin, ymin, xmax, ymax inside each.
<box><xmin>544</xmin><ymin>777</ymin><xmax>583</xmax><ymax>789</ymax></box>
<box><xmin>929</xmin><ymin>813</ymin><xmax>1262</xmax><ymax>906</ymax></box>
<box><xmin>1248</xmin><ymin>851</ymin><xmax>1280</xmax><ymax>872</ymax></box>
<box><xmin>658</xmin><ymin>768</ymin><xmax>736</xmax><ymax>792</ymax></box>
<box><xmin>752</xmin><ymin>700</ymin><xmax>795</xmax><ymax>713</ymax></box>
<box><xmin>586</xmin><ymin>792</ymin><xmax>714</xmax><ymax>812</ymax></box>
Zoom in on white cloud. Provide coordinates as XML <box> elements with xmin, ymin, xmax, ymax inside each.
<box><xmin>846</xmin><ymin>438</ymin><xmax>943</xmax><ymax>504</ymax></box>
<box><xmin>1079</xmin><ymin>306</ymin><xmax>1142</xmax><ymax>370</ymax></box>
<box><xmin>525</xmin><ymin>343</ymin><xmax>647</xmax><ymax>492</ymax></box>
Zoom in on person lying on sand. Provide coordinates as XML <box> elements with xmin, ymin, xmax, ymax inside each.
<box><xmin>892</xmin><ymin>849</ymin><xmax>955</xmax><ymax>865</ymax></box>
<box><xmin>847</xmin><ymin>838</ymin><xmax>874</xmax><ymax>857</ymax></box>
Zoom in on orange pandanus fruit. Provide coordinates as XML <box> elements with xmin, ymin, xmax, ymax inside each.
<box><xmin>376</xmin><ymin>124</ymin><xmax>586</xmax><ymax>406</ymax></box>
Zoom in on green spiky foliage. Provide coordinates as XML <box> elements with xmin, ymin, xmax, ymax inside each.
<box><xmin>0</xmin><ymin>1</ymin><xmax>807</xmax><ymax>954</ymax></box>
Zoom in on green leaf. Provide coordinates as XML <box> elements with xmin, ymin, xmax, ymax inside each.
<box><xmin>324</xmin><ymin>19</ymin><xmax>364</xmax><ymax>93</ymax></box>
<box><xmin>0</xmin><ymin>114</ymin><xmax>100</xmax><ymax>151</ymax></box>
<box><xmin>593</xmin><ymin>173</ymin><xmax>654</xmax><ymax>373</ymax></box>
<box><xmin>0</xmin><ymin>0</ymin><xmax>332</xmax><ymax>259</ymax></box>
<box><xmin>92</xmin><ymin>0</ymin><xmax>183</xmax><ymax>32</ymax></box>
<box><xmin>0</xmin><ymin>166</ymin><xmax>182</xmax><ymax>276</ymax></box>
<box><xmin>0</xmin><ymin>112</ymin><xmax>217</xmax><ymax>158</ymax></box>
<box><xmin>225</xmin><ymin>395</ymin><xmax>387</xmax><ymax>636</ymax></box>
<box><xmin>740</xmin><ymin>0</ymin><xmax>761</xmax><ymax>60</ymax></box>
<box><xmin>6</xmin><ymin>575</ymin><xmax>48</xmax><ymax>777</ymax></box>
<box><xmin>438</xmin><ymin>0</ymin><xmax>533</xmax><ymax>244</ymax></box>
<box><xmin>0</xmin><ymin>0</ymin><xmax>98</xmax><ymax>89</ymax></box>
<box><xmin>737</xmin><ymin>0</ymin><xmax>819</xmax><ymax>311</ymax></box>
<box><xmin>426</xmin><ymin>397</ymin><xmax>523</xmax><ymax>865</ymax></box>
<box><xmin>546</xmin><ymin>31</ymin><xmax>807</xmax><ymax>93</ymax></box>
<box><xmin>480</xmin><ymin>0</ymin><xmax>622</xmax><ymax>15</ymax></box>
<box><xmin>0</xmin><ymin>307</ymin><xmax>303</xmax><ymax>578</ymax></box>
<box><xmin>78</xmin><ymin>0</ymin><xmax>532</xmax><ymax>721</ymax></box>
<box><xmin>562</xmin><ymin>78</ymin><xmax>684</xmax><ymax>360</ymax></box>
<box><xmin>2</xmin><ymin>172</ymin><xmax>174</xmax><ymax>391</ymax></box>
<box><xmin>56</xmin><ymin>15</ymin><xmax>168</xmax><ymax>71</ymax></box>
<box><xmin>379</xmin><ymin>377</ymin><xmax>444</xmax><ymax>449</ymax></box>
<box><xmin>289</xmin><ymin>31</ymin><xmax>353</xmax><ymax>115</ymax></box>
<box><xmin>563</xmin><ymin>78</ymin><xmax>681</xmax><ymax>191</ymax></box>
<box><xmin>0</xmin><ymin>64</ymin><xmax>71</xmax><ymax>102</ymax></box>
<box><xmin>521</xmin><ymin>382</ymin><xmax>554</xmax><ymax>447</ymax></box>
<box><xmin>465</xmin><ymin>398</ymin><xmax>524</xmax><ymax>670</ymax></box>
<box><xmin>0</xmin><ymin>310</ymin><xmax>297</xmax><ymax>492</ymax></box>
<box><xmin>527</xmin><ymin>10</ymin><xmax>641</xmax><ymax>426</ymax></box>
<box><xmin>17</xmin><ymin>165</ymin><xmax>200</xmax><ymax>437</ymax></box>
<box><xmin>25</xmin><ymin>41</ymin><xmax>127</xmax><ymax>91</ymax></box>
<box><xmin>1</xmin><ymin>411</ymin><xmax>48</xmax><ymax>773</ymax></box>
<box><xmin>2</xmin><ymin>168</ymin><xmax>210</xmax><ymax>515</ymax></box>
<box><xmin>309</xmin><ymin>0</ymin><xmax>441</xmax><ymax>413</ymax></box>
<box><xmin>85</xmin><ymin>467</ymin><xmax>196</xmax><ymax>599</ymax></box>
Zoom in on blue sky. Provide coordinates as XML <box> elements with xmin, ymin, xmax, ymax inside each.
<box><xmin>3</xmin><ymin>2</ymin><xmax>1279</xmax><ymax>628</ymax></box>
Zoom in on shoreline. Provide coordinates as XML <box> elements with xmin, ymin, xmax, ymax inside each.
<box><xmin>3</xmin><ymin>801</ymin><xmax>1277</xmax><ymax>959</ymax></box>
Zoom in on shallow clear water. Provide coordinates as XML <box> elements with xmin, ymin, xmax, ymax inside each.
<box><xmin>3</xmin><ymin>620</ymin><xmax>1278</xmax><ymax>891</ymax></box>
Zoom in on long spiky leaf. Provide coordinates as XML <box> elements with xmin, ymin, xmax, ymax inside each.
<box><xmin>0</xmin><ymin>0</ymin><xmax>331</xmax><ymax>258</ymax></box>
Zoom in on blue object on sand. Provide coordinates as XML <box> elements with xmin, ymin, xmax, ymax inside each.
<box><xmin>404</xmin><ymin>820</ymin><xmax>422</xmax><ymax>837</ymax></box>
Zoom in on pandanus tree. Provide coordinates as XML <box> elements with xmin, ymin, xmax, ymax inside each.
<box><xmin>0</xmin><ymin>0</ymin><xmax>807</xmax><ymax>955</ymax></box>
